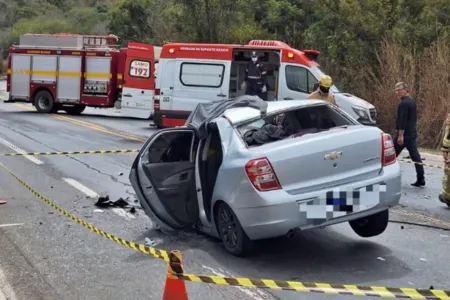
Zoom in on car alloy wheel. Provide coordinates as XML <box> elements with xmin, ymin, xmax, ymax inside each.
<box><xmin>216</xmin><ymin>202</ymin><xmax>253</xmax><ymax>257</ymax></box>
<box><xmin>218</xmin><ymin>204</ymin><xmax>238</xmax><ymax>249</ymax></box>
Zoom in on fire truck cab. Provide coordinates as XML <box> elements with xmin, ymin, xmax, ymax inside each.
<box><xmin>153</xmin><ymin>40</ymin><xmax>377</xmax><ymax>128</ymax></box>
<box><xmin>6</xmin><ymin>33</ymin><xmax>159</xmax><ymax>119</ymax></box>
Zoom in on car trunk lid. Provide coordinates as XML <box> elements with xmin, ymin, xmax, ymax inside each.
<box><xmin>247</xmin><ymin>126</ymin><xmax>382</xmax><ymax>194</ymax></box>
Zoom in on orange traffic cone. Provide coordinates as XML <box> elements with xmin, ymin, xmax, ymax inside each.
<box><xmin>162</xmin><ymin>250</ymin><xmax>188</xmax><ymax>300</ymax></box>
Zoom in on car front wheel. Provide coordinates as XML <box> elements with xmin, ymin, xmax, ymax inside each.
<box><xmin>216</xmin><ymin>202</ymin><xmax>253</xmax><ymax>257</ymax></box>
<box><xmin>349</xmin><ymin>209</ymin><xmax>389</xmax><ymax>238</ymax></box>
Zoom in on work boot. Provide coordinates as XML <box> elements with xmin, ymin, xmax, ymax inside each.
<box><xmin>439</xmin><ymin>194</ymin><xmax>450</xmax><ymax>204</ymax></box>
<box><xmin>411</xmin><ymin>180</ymin><xmax>425</xmax><ymax>187</ymax></box>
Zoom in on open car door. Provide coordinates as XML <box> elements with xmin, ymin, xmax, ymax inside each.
<box><xmin>129</xmin><ymin>128</ymin><xmax>199</xmax><ymax>234</ymax></box>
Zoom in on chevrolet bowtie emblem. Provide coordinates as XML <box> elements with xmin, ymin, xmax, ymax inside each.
<box><xmin>325</xmin><ymin>151</ymin><xmax>343</xmax><ymax>160</ymax></box>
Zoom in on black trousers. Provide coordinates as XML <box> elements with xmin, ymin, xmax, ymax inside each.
<box><xmin>245</xmin><ymin>81</ymin><xmax>267</xmax><ymax>101</ymax></box>
<box><xmin>394</xmin><ymin>135</ymin><xmax>425</xmax><ymax>181</ymax></box>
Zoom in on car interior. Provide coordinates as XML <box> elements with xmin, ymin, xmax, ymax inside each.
<box><xmin>229</xmin><ymin>49</ymin><xmax>280</xmax><ymax>101</ymax></box>
<box><xmin>143</xmin><ymin>131</ymin><xmax>199</xmax><ymax>226</ymax></box>
<box><xmin>238</xmin><ymin>104</ymin><xmax>357</xmax><ymax>147</ymax></box>
<box><xmin>143</xmin><ymin>126</ymin><xmax>223</xmax><ymax>225</ymax></box>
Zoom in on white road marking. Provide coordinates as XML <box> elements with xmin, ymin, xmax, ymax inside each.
<box><xmin>0</xmin><ymin>223</ymin><xmax>24</xmax><ymax>228</ymax></box>
<box><xmin>0</xmin><ymin>136</ymin><xmax>43</xmax><ymax>165</ymax></box>
<box><xmin>202</xmin><ymin>265</ymin><xmax>271</xmax><ymax>300</ymax></box>
<box><xmin>62</xmin><ymin>178</ymin><xmax>136</xmax><ymax>220</ymax></box>
<box><xmin>63</xmin><ymin>178</ymin><xmax>99</xmax><ymax>198</ymax></box>
<box><xmin>0</xmin><ymin>267</ymin><xmax>18</xmax><ymax>300</ymax></box>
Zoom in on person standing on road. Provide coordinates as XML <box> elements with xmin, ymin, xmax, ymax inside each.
<box><xmin>394</xmin><ymin>81</ymin><xmax>425</xmax><ymax>187</ymax></box>
<box><xmin>439</xmin><ymin>113</ymin><xmax>450</xmax><ymax>206</ymax></box>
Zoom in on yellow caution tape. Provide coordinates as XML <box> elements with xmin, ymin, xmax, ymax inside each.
<box><xmin>1</xmin><ymin>148</ymin><xmax>450</xmax><ymax>297</ymax></box>
<box><xmin>0</xmin><ymin>149</ymin><xmax>140</xmax><ymax>157</ymax></box>
<box><xmin>174</xmin><ymin>274</ymin><xmax>450</xmax><ymax>299</ymax></box>
<box><xmin>0</xmin><ymin>160</ymin><xmax>169</xmax><ymax>262</ymax></box>
<box><xmin>398</xmin><ymin>158</ymin><xmax>448</xmax><ymax>171</ymax></box>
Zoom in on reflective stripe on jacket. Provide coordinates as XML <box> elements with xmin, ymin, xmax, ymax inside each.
<box><xmin>442</xmin><ymin>121</ymin><xmax>450</xmax><ymax>152</ymax></box>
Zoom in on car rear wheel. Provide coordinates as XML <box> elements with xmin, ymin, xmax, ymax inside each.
<box><xmin>349</xmin><ymin>209</ymin><xmax>389</xmax><ymax>238</ymax></box>
<box><xmin>216</xmin><ymin>202</ymin><xmax>253</xmax><ymax>257</ymax></box>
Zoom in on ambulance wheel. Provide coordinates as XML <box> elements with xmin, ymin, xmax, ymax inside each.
<box><xmin>34</xmin><ymin>90</ymin><xmax>55</xmax><ymax>113</ymax></box>
<box><xmin>64</xmin><ymin>105</ymin><xmax>86</xmax><ymax>115</ymax></box>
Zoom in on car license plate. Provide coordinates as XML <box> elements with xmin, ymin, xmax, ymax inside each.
<box><xmin>299</xmin><ymin>183</ymin><xmax>387</xmax><ymax>221</ymax></box>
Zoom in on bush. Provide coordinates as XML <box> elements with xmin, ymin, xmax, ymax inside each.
<box><xmin>358</xmin><ymin>38</ymin><xmax>450</xmax><ymax>150</ymax></box>
<box><xmin>0</xmin><ymin>59</ymin><xmax>7</xmax><ymax>75</ymax></box>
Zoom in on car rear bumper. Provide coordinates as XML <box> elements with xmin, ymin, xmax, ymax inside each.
<box><xmin>234</xmin><ymin>163</ymin><xmax>401</xmax><ymax>241</ymax></box>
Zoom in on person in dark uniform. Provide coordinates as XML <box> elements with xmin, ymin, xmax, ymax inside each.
<box><xmin>394</xmin><ymin>81</ymin><xmax>425</xmax><ymax>187</ymax></box>
<box><xmin>241</xmin><ymin>51</ymin><xmax>268</xmax><ymax>101</ymax></box>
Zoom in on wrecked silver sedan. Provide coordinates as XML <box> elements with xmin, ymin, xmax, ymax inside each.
<box><xmin>129</xmin><ymin>96</ymin><xmax>402</xmax><ymax>257</ymax></box>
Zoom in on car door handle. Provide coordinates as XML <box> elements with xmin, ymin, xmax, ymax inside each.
<box><xmin>283</xmin><ymin>97</ymin><xmax>293</xmax><ymax>100</ymax></box>
<box><xmin>123</xmin><ymin>94</ymin><xmax>132</xmax><ymax>97</ymax></box>
<box><xmin>179</xmin><ymin>173</ymin><xmax>188</xmax><ymax>181</ymax></box>
<box><xmin>217</xmin><ymin>93</ymin><xmax>227</xmax><ymax>97</ymax></box>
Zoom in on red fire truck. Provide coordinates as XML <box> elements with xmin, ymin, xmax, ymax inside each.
<box><xmin>5</xmin><ymin>33</ymin><xmax>159</xmax><ymax>118</ymax></box>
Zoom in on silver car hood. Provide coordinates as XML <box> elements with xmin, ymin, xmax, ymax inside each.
<box><xmin>334</xmin><ymin>93</ymin><xmax>375</xmax><ymax>109</ymax></box>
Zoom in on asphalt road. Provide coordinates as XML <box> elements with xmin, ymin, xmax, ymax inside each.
<box><xmin>0</xmin><ymin>83</ymin><xmax>450</xmax><ymax>300</ymax></box>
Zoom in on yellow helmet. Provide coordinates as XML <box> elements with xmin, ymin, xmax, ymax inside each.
<box><xmin>319</xmin><ymin>75</ymin><xmax>332</xmax><ymax>89</ymax></box>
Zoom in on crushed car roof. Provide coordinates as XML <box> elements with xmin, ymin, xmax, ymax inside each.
<box><xmin>223</xmin><ymin>99</ymin><xmax>326</xmax><ymax>125</ymax></box>
<box><xmin>185</xmin><ymin>95</ymin><xmax>327</xmax><ymax>139</ymax></box>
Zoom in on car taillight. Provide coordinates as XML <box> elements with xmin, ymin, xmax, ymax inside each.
<box><xmin>381</xmin><ymin>133</ymin><xmax>396</xmax><ymax>167</ymax></box>
<box><xmin>153</xmin><ymin>89</ymin><xmax>160</xmax><ymax>111</ymax></box>
<box><xmin>245</xmin><ymin>157</ymin><xmax>282</xmax><ymax>192</ymax></box>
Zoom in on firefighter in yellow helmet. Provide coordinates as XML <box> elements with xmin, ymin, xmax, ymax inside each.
<box><xmin>308</xmin><ymin>74</ymin><xmax>337</xmax><ymax>105</ymax></box>
<box><xmin>439</xmin><ymin>113</ymin><xmax>450</xmax><ymax>208</ymax></box>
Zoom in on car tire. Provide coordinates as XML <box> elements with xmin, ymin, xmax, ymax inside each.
<box><xmin>34</xmin><ymin>90</ymin><xmax>54</xmax><ymax>113</ymax></box>
<box><xmin>216</xmin><ymin>202</ymin><xmax>253</xmax><ymax>257</ymax></box>
<box><xmin>349</xmin><ymin>209</ymin><xmax>389</xmax><ymax>238</ymax></box>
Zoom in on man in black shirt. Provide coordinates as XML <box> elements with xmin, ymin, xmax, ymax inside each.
<box><xmin>394</xmin><ymin>82</ymin><xmax>425</xmax><ymax>187</ymax></box>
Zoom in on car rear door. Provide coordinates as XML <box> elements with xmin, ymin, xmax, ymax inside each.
<box><xmin>121</xmin><ymin>42</ymin><xmax>156</xmax><ymax>119</ymax></box>
<box><xmin>129</xmin><ymin>128</ymin><xmax>199</xmax><ymax>233</ymax></box>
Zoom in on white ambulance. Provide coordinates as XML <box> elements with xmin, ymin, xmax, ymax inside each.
<box><xmin>152</xmin><ymin>40</ymin><xmax>377</xmax><ymax>128</ymax></box>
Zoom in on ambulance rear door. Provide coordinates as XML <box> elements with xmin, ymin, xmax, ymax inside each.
<box><xmin>158</xmin><ymin>59</ymin><xmax>176</xmax><ymax>111</ymax></box>
<box><xmin>121</xmin><ymin>42</ymin><xmax>156</xmax><ymax>119</ymax></box>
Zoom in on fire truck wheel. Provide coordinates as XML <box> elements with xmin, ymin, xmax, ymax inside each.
<box><xmin>64</xmin><ymin>105</ymin><xmax>86</xmax><ymax>115</ymax></box>
<box><xmin>34</xmin><ymin>90</ymin><xmax>55</xmax><ymax>113</ymax></box>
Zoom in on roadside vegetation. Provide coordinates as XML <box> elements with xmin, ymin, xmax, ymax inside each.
<box><xmin>0</xmin><ymin>0</ymin><xmax>449</xmax><ymax>149</ymax></box>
